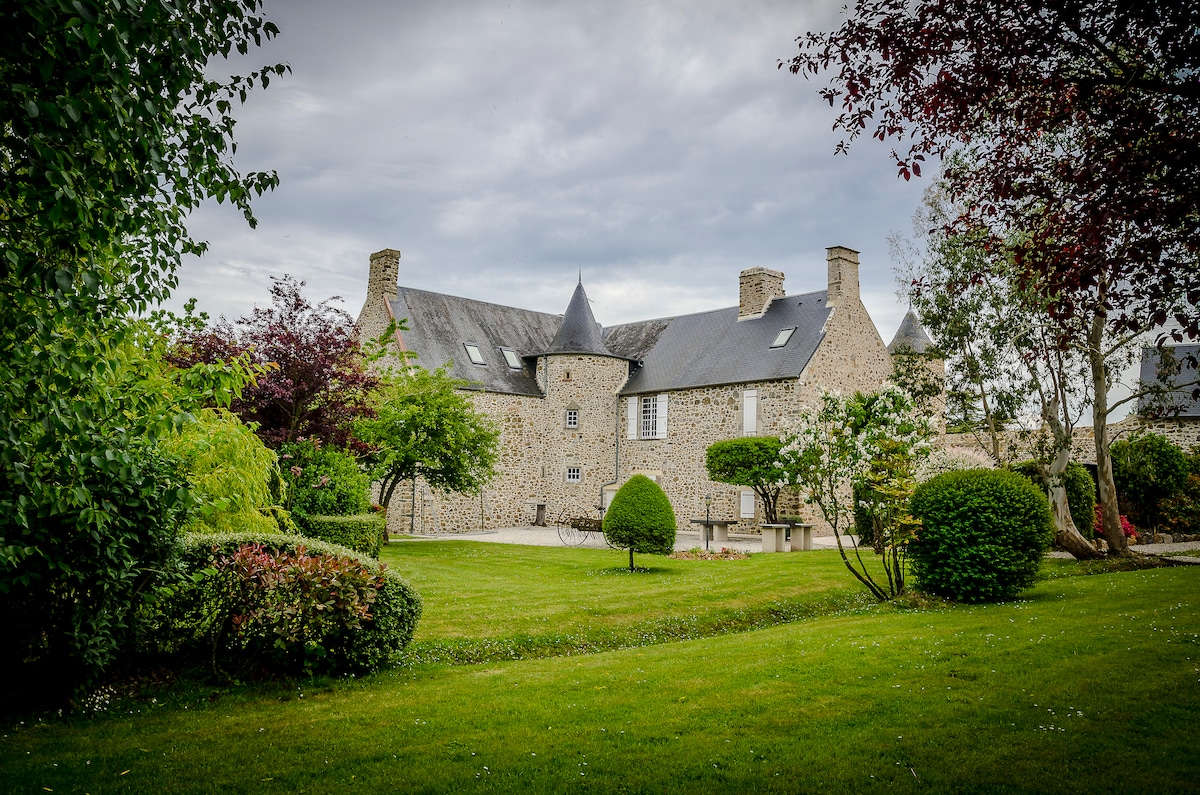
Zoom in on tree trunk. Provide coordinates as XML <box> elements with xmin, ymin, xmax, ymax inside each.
<box><xmin>629</xmin><ymin>548</ymin><xmax>635</xmax><ymax>572</ymax></box>
<box><xmin>1038</xmin><ymin>390</ymin><xmax>1102</xmax><ymax>559</ymax></box>
<box><xmin>1087</xmin><ymin>312</ymin><xmax>1131</xmax><ymax>557</ymax></box>
<box><xmin>1042</xmin><ymin>446</ymin><xmax>1103</xmax><ymax>559</ymax></box>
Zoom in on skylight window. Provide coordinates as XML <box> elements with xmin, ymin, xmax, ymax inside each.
<box><xmin>464</xmin><ymin>343</ymin><xmax>486</xmax><ymax>365</ymax></box>
<box><xmin>770</xmin><ymin>327</ymin><xmax>796</xmax><ymax>348</ymax></box>
<box><xmin>500</xmin><ymin>348</ymin><xmax>522</xmax><ymax>369</ymax></box>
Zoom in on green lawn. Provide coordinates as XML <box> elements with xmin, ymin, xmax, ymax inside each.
<box><xmin>2</xmin><ymin>543</ymin><xmax>1197</xmax><ymax>794</ymax></box>
<box><xmin>384</xmin><ymin>542</ymin><xmax>881</xmax><ymax>663</ymax></box>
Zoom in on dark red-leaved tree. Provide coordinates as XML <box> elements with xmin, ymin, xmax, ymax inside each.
<box><xmin>168</xmin><ymin>276</ymin><xmax>377</xmax><ymax>449</ymax></box>
<box><xmin>784</xmin><ymin>0</ymin><xmax>1200</xmax><ymax>555</ymax></box>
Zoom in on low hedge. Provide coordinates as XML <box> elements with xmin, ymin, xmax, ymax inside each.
<box><xmin>146</xmin><ymin>532</ymin><xmax>421</xmax><ymax>676</ymax></box>
<box><xmin>296</xmin><ymin>513</ymin><xmax>385</xmax><ymax>558</ymax></box>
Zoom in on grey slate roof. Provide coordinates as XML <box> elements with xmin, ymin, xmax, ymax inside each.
<box><xmin>887</xmin><ymin>308</ymin><xmax>933</xmax><ymax>354</ymax></box>
<box><xmin>606</xmin><ymin>291</ymin><xmax>833</xmax><ymax>395</ymax></box>
<box><xmin>389</xmin><ymin>284</ymin><xmax>834</xmax><ymax>397</ymax></box>
<box><xmin>1138</xmin><ymin>344</ymin><xmax>1200</xmax><ymax>418</ymax></box>
<box><xmin>387</xmin><ymin>287</ymin><xmax>560</xmax><ymax>396</ymax></box>
<box><xmin>542</xmin><ymin>280</ymin><xmax>613</xmax><ymax>356</ymax></box>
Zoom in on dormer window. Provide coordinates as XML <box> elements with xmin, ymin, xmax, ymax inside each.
<box><xmin>464</xmin><ymin>343</ymin><xmax>486</xmax><ymax>365</ymax></box>
<box><xmin>770</xmin><ymin>327</ymin><xmax>796</xmax><ymax>348</ymax></box>
<box><xmin>500</xmin><ymin>348</ymin><xmax>522</xmax><ymax>369</ymax></box>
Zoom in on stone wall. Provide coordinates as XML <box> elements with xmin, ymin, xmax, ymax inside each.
<box><xmin>383</xmin><ymin>353</ymin><xmax>630</xmax><ymax>534</ymax></box>
<box><xmin>620</xmin><ymin>288</ymin><xmax>893</xmax><ymax>535</ymax></box>
<box><xmin>942</xmin><ymin>415</ymin><xmax>1200</xmax><ymax>470</ymax></box>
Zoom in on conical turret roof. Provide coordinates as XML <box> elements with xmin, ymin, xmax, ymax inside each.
<box><xmin>887</xmin><ymin>308</ymin><xmax>933</xmax><ymax>354</ymax></box>
<box><xmin>545</xmin><ymin>279</ymin><xmax>611</xmax><ymax>356</ymax></box>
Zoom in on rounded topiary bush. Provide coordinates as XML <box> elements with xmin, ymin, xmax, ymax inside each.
<box><xmin>147</xmin><ymin>532</ymin><xmax>421</xmax><ymax>676</ymax></box>
<box><xmin>908</xmin><ymin>469</ymin><xmax>1054</xmax><ymax>603</ymax></box>
<box><xmin>603</xmin><ymin>474</ymin><xmax>677</xmax><ymax>571</ymax></box>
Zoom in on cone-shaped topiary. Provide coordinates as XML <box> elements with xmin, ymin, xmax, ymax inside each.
<box><xmin>603</xmin><ymin>474</ymin><xmax>677</xmax><ymax>571</ymax></box>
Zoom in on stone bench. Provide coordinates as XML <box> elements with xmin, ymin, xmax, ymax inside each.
<box><xmin>690</xmin><ymin>518</ymin><xmax>738</xmax><ymax>544</ymax></box>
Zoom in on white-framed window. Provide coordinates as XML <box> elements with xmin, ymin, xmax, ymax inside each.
<box><xmin>566</xmin><ymin>409</ymin><xmax>579</xmax><ymax>429</ymax></box>
<box><xmin>566</xmin><ymin>466</ymin><xmax>582</xmax><ymax>483</ymax></box>
<box><xmin>463</xmin><ymin>342</ymin><xmax>486</xmax><ymax>365</ymax></box>
<box><xmin>640</xmin><ymin>396</ymin><xmax>657</xmax><ymax>438</ymax></box>
<box><xmin>770</xmin><ymin>327</ymin><xmax>796</xmax><ymax>348</ymax></box>
<box><xmin>627</xmin><ymin>393</ymin><xmax>668</xmax><ymax>439</ymax></box>
<box><xmin>740</xmin><ymin>490</ymin><xmax>756</xmax><ymax>519</ymax></box>
<box><xmin>742</xmin><ymin>389</ymin><xmax>758</xmax><ymax>436</ymax></box>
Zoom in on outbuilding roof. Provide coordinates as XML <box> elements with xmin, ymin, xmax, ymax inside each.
<box><xmin>1138</xmin><ymin>344</ymin><xmax>1200</xmax><ymax>418</ymax></box>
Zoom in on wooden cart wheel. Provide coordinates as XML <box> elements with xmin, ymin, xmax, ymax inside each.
<box><xmin>558</xmin><ymin>523</ymin><xmax>584</xmax><ymax>546</ymax></box>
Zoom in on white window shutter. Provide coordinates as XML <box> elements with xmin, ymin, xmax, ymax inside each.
<box><xmin>626</xmin><ymin>397</ymin><xmax>637</xmax><ymax>439</ymax></box>
<box><xmin>655</xmin><ymin>393</ymin><xmax>668</xmax><ymax>439</ymax></box>
<box><xmin>740</xmin><ymin>490</ymin><xmax>756</xmax><ymax>518</ymax></box>
<box><xmin>742</xmin><ymin>389</ymin><xmax>758</xmax><ymax>435</ymax></box>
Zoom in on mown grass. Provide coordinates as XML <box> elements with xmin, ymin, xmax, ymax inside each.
<box><xmin>1</xmin><ymin>545</ymin><xmax>1197</xmax><ymax>794</ymax></box>
<box><xmin>382</xmin><ymin>541</ymin><xmax>882</xmax><ymax>664</ymax></box>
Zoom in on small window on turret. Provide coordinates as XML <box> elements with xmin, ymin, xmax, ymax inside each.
<box><xmin>500</xmin><ymin>348</ymin><xmax>522</xmax><ymax>369</ymax></box>
<box><xmin>464</xmin><ymin>343</ymin><xmax>486</xmax><ymax>365</ymax></box>
<box><xmin>770</xmin><ymin>327</ymin><xmax>796</xmax><ymax>348</ymax></box>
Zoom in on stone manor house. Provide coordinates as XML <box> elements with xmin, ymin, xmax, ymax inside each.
<box><xmin>356</xmin><ymin>246</ymin><xmax>929</xmax><ymax>535</ymax></box>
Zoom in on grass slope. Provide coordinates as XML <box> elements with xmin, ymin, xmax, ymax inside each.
<box><xmin>384</xmin><ymin>542</ymin><xmax>880</xmax><ymax>664</ymax></box>
<box><xmin>1</xmin><ymin>546</ymin><xmax>1197</xmax><ymax>794</ymax></box>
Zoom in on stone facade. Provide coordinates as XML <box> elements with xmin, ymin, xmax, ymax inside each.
<box><xmin>357</xmin><ymin>245</ymin><xmax>898</xmax><ymax>536</ymax></box>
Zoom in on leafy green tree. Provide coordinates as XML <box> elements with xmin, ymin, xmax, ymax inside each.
<box><xmin>0</xmin><ymin>2</ymin><xmax>282</xmax><ymax>697</ymax></box>
<box><xmin>602</xmin><ymin>475</ymin><xmax>677</xmax><ymax>572</ymax></box>
<box><xmin>895</xmin><ymin>179</ymin><xmax>1115</xmax><ymax>559</ymax></box>
<box><xmin>704</xmin><ymin>437</ymin><xmax>786</xmax><ymax>524</ymax></box>
<box><xmin>354</xmin><ymin>368</ymin><xmax>499</xmax><ymax>533</ymax></box>
<box><xmin>1111</xmin><ymin>435</ymin><xmax>1189</xmax><ymax>534</ymax></box>
<box><xmin>0</xmin><ymin>330</ymin><xmax>251</xmax><ymax>697</ymax></box>
<box><xmin>792</xmin><ymin>3</ymin><xmax>1199</xmax><ymax>557</ymax></box>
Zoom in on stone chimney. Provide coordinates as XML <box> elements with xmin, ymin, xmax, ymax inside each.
<box><xmin>738</xmin><ymin>266</ymin><xmax>786</xmax><ymax>319</ymax></box>
<box><xmin>826</xmin><ymin>246</ymin><xmax>859</xmax><ymax>307</ymax></box>
<box><xmin>356</xmin><ymin>248</ymin><xmax>400</xmax><ymax>338</ymax></box>
<box><xmin>368</xmin><ymin>248</ymin><xmax>400</xmax><ymax>300</ymax></box>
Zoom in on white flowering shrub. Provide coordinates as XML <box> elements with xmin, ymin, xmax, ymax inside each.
<box><xmin>916</xmin><ymin>446</ymin><xmax>996</xmax><ymax>483</ymax></box>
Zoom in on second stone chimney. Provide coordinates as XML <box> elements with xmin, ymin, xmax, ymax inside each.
<box><xmin>826</xmin><ymin>246</ymin><xmax>859</xmax><ymax>307</ymax></box>
<box><xmin>738</xmin><ymin>266</ymin><xmax>786</xmax><ymax>319</ymax></box>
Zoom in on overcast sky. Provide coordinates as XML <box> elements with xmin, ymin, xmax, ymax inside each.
<box><xmin>174</xmin><ymin>0</ymin><xmax>930</xmax><ymax>343</ymax></box>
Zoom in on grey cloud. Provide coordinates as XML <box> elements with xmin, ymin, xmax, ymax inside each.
<box><xmin>173</xmin><ymin>0</ymin><xmax>925</xmax><ymax>344</ymax></box>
